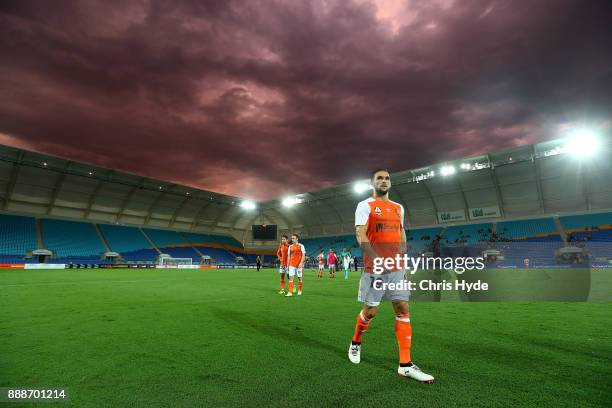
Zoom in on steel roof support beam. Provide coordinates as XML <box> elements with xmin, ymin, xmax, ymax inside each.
<box><xmin>189</xmin><ymin>197</ymin><xmax>219</xmax><ymax>230</ymax></box>
<box><xmin>2</xmin><ymin>151</ymin><xmax>24</xmax><ymax>210</ymax></box>
<box><xmin>144</xmin><ymin>190</ymin><xmax>169</xmax><ymax>225</ymax></box>
<box><xmin>115</xmin><ymin>178</ymin><xmax>147</xmax><ymax>223</ymax></box>
<box><xmin>84</xmin><ymin>170</ymin><xmax>114</xmax><ymax>219</ymax></box>
<box><xmin>46</xmin><ymin>161</ymin><xmax>73</xmax><ymax>215</ymax></box>
<box><xmin>531</xmin><ymin>146</ymin><xmax>546</xmax><ymax>214</ymax></box>
<box><xmin>487</xmin><ymin>154</ymin><xmax>506</xmax><ymax>218</ymax></box>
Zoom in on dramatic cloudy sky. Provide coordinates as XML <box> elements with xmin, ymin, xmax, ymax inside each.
<box><xmin>0</xmin><ymin>0</ymin><xmax>610</xmax><ymax>200</ymax></box>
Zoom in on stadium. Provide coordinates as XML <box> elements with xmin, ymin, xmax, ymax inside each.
<box><xmin>1</xmin><ymin>1</ymin><xmax>612</xmax><ymax>407</ymax></box>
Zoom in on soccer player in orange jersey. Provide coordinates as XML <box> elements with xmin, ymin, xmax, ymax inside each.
<box><xmin>285</xmin><ymin>234</ymin><xmax>305</xmax><ymax>297</ymax></box>
<box><xmin>276</xmin><ymin>235</ymin><xmax>290</xmax><ymax>294</ymax></box>
<box><xmin>348</xmin><ymin>168</ymin><xmax>434</xmax><ymax>383</ymax></box>
<box><xmin>317</xmin><ymin>251</ymin><xmax>325</xmax><ymax>278</ymax></box>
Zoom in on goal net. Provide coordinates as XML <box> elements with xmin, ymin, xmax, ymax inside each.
<box><xmin>158</xmin><ymin>256</ymin><xmax>193</xmax><ymax>268</ymax></box>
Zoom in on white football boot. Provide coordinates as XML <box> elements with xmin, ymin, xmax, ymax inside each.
<box><xmin>397</xmin><ymin>364</ymin><xmax>434</xmax><ymax>383</ymax></box>
<box><xmin>285</xmin><ymin>291</ymin><xmax>293</xmax><ymax>297</ymax></box>
<box><xmin>348</xmin><ymin>343</ymin><xmax>361</xmax><ymax>364</ymax></box>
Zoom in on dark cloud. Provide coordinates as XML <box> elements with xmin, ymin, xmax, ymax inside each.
<box><xmin>1</xmin><ymin>0</ymin><xmax>611</xmax><ymax>200</ymax></box>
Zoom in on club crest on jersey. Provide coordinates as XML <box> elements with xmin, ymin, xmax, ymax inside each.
<box><xmin>374</xmin><ymin>206</ymin><xmax>382</xmax><ymax>216</ymax></box>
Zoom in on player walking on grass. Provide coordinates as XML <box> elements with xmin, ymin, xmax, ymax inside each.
<box><xmin>327</xmin><ymin>249</ymin><xmax>337</xmax><ymax>279</ymax></box>
<box><xmin>277</xmin><ymin>235</ymin><xmax>289</xmax><ymax>294</ymax></box>
<box><xmin>317</xmin><ymin>251</ymin><xmax>325</xmax><ymax>278</ymax></box>
<box><xmin>341</xmin><ymin>247</ymin><xmax>352</xmax><ymax>279</ymax></box>
<box><xmin>348</xmin><ymin>168</ymin><xmax>434</xmax><ymax>383</ymax></box>
<box><xmin>285</xmin><ymin>234</ymin><xmax>305</xmax><ymax>297</ymax></box>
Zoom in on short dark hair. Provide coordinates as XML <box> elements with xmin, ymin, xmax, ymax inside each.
<box><xmin>292</xmin><ymin>233</ymin><xmax>300</xmax><ymax>239</ymax></box>
<box><xmin>371</xmin><ymin>168</ymin><xmax>390</xmax><ymax>180</ymax></box>
<box><xmin>281</xmin><ymin>235</ymin><xmax>288</xmax><ymax>239</ymax></box>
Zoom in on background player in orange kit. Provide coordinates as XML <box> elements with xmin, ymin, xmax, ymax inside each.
<box><xmin>348</xmin><ymin>168</ymin><xmax>434</xmax><ymax>383</ymax></box>
<box><xmin>327</xmin><ymin>249</ymin><xmax>337</xmax><ymax>279</ymax></box>
<box><xmin>276</xmin><ymin>235</ymin><xmax>290</xmax><ymax>294</ymax></box>
<box><xmin>285</xmin><ymin>234</ymin><xmax>305</xmax><ymax>297</ymax></box>
<box><xmin>317</xmin><ymin>251</ymin><xmax>325</xmax><ymax>277</ymax></box>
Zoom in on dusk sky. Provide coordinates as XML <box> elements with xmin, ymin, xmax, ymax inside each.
<box><xmin>1</xmin><ymin>0</ymin><xmax>611</xmax><ymax>200</ymax></box>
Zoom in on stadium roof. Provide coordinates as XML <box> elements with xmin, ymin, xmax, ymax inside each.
<box><xmin>1</xmin><ymin>134</ymin><xmax>611</xmax><ymax>243</ymax></box>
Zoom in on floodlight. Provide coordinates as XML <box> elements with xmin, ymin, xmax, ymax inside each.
<box><xmin>282</xmin><ymin>197</ymin><xmax>301</xmax><ymax>207</ymax></box>
<box><xmin>240</xmin><ymin>200</ymin><xmax>256</xmax><ymax>210</ymax></box>
<box><xmin>353</xmin><ymin>181</ymin><xmax>370</xmax><ymax>194</ymax></box>
<box><xmin>565</xmin><ymin>129</ymin><xmax>600</xmax><ymax>159</ymax></box>
<box><xmin>440</xmin><ymin>165</ymin><xmax>456</xmax><ymax>176</ymax></box>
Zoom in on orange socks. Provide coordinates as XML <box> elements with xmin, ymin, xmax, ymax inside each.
<box><xmin>280</xmin><ymin>275</ymin><xmax>285</xmax><ymax>290</ymax></box>
<box><xmin>395</xmin><ymin>314</ymin><xmax>412</xmax><ymax>364</ymax></box>
<box><xmin>298</xmin><ymin>281</ymin><xmax>303</xmax><ymax>292</ymax></box>
<box><xmin>352</xmin><ymin>311</ymin><xmax>372</xmax><ymax>343</ymax></box>
<box><xmin>288</xmin><ymin>281</ymin><xmax>294</xmax><ymax>293</ymax></box>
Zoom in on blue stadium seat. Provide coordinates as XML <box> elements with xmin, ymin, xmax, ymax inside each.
<box><xmin>143</xmin><ymin>228</ymin><xmax>189</xmax><ymax>247</ymax></box>
<box><xmin>442</xmin><ymin>223</ymin><xmax>492</xmax><ymax>244</ymax></box>
<box><xmin>560</xmin><ymin>212</ymin><xmax>612</xmax><ymax>230</ymax></box>
<box><xmin>41</xmin><ymin>219</ymin><xmax>104</xmax><ymax>260</ymax></box>
<box><xmin>0</xmin><ymin>214</ymin><xmax>37</xmax><ymax>260</ymax></box>
<box><xmin>181</xmin><ymin>232</ymin><xmax>242</xmax><ymax>247</ymax></box>
<box><xmin>98</xmin><ymin>224</ymin><xmax>157</xmax><ymax>261</ymax></box>
<box><xmin>496</xmin><ymin>218</ymin><xmax>558</xmax><ymax>240</ymax></box>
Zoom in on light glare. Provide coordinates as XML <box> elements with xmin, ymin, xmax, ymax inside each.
<box><xmin>565</xmin><ymin>129</ymin><xmax>599</xmax><ymax>159</ymax></box>
<box><xmin>353</xmin><ymin>181</ymin><xmax>370</xmax><ymax>194</ymax></box>
<box><xmin>440</xmin><ymin>165</ymin><xmax>456</xmax><ymax>176</ymax></box>
<box><xmin>240</xmin><ymin>200</ymin><xmax>256</xmax><ymax>210</ymax></box>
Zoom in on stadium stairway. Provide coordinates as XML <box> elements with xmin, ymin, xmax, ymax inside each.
<box><xmin>94</xmin><ymin>224</ymin><xmax>111</xmax><ymax>253</ymax></box>
<box><xmin>139</xmin><ymin>228</ymin><xmax>162</xmax><ymax>254</ymax></box>
<box><xmin>98</xmin><ymin>224</ymin><xmax>159</xmax><ymax>262</ymax></box>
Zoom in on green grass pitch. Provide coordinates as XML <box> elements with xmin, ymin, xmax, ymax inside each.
<box><xmin>1</xmin><ymin>268</ymin><xmax>611</xmax><ymax>407</ymax></box>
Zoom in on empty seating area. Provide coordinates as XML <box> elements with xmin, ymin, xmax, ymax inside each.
<box><xmin>301</xmin><ymin>235</ymin><xmax>360</xmax><ymax>258</ymax></box>
<box><xmin>0</xmin><ymin>214</ymin><xmax>37</xmax><ymax>261</ymax></box>
<box><xmin>560</xmin><ymin>212</ymin><xmax>612</xmax><ymax>230</ymax></box>
<box><xmin>406</xmin><ymin>227</ymin><xmax>441</xmax><ymax>252</ymax></box>
<box><xmin>98</xmin><ymin>224</ymin><xmax>157</xmax><ymax>261</ymax></box>
<box><xmin>181</xmin><ymin>232</ymin><xmax>242</xmax><ymax>248</ymax></box>
<box><xmin>196</xmin><ymin>247</ymin><xmax>237</xmax><ymax>264</ymax></box>
<box><xmin>496</xmin><ymin>218</ymin><xmax>559</xmax><ymax>240</ymax></box>
<box><xmin>143</xmin><ymin>228</ymin><xmax>189</xmax><ymax>247</ymax></box>
<box><xmin>442</xmin><ymin>223</ymin><xmax>492</xmax><ymax>244</ymax></box>
<box><xmin>2</xmin><ymin>211</ymin><xmax>611</xmax><ymax>265</ymax></box>
<box><xmin>40</xmin><ymin>219</ymin><xmax>105</xmax><ymax>260</ymax></box>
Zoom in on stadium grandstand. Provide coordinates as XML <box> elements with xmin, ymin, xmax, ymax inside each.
<box><xmin>1</xmin><ymin>134</ymin><xmax>611</xmax><ymax>268</ymax></box>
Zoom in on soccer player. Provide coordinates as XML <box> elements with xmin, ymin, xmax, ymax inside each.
<box><xmin>285</xmin><ymin>234</ymin><xmax>305</xmax><ymax>297</ymax></box>
<box><xmin>347</xmin><ymin>168</ymin><xmax>434</xmax><ymax>383</ymax></box>
<box><xmin>327</xmin><ymin>249</ymin><xmax>337</xmax><ymax>279</ymax></box>
<box><xmin>341</xmin><ymin>247</ymin><xmax>352</xmax><ymax>279</ymax></box>
<box><xmin>276</xmin><ymin>235</ymin><xmax>289</xmax><ymax>294</ymax></box>
<box><xmin>317</xmin><ymin>251</ymin><xmax>325</xmax><ymax>278</ymax></box>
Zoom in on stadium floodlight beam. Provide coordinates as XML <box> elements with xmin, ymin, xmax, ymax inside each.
<box><xmin>240</xmin><ymin>200</ymin><xmax>257</xmax><ymax>210</ymax></box>
<box><xmin>440</xmin><ymin>165</ymin><xmax>456</xmax><ymax>176</ymax></box>
<box><xmin>565</xmin><ymin>128</ymin><xmax>600</xmax><ymax>159</ymax></box>
<box><xmin>353</xmin><ymin>181</ymin><xmax>371</xmax><ymax>194</ymax></box>
<box><xmin>282</xmin><ymin>196</ymin><xmax>301</xmax><ymax>207</ymax></box>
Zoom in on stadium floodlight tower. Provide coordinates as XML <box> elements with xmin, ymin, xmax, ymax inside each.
<box><xmin>564</xmin><ymin>128</ymin><xmax>600</xmax><ymax>159</ymax></box>
<box><xmin>282</xmin><ymin>196</ymin><xmax>300</xmax><ymax>207</ymax></box>
<box><xmin>240</xmin><ymin>200</ymin><xmax>257</xmax><ymax>210</ymax></box>
<box><xmin>440</xmin><ymin>165</ymin><xmax>456</xmax><ymax>176</ymax></box>
<box><xmin>353</xmin><ymin>180</ymin><xmax>370</xmax><ymax>194</ymax></box>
